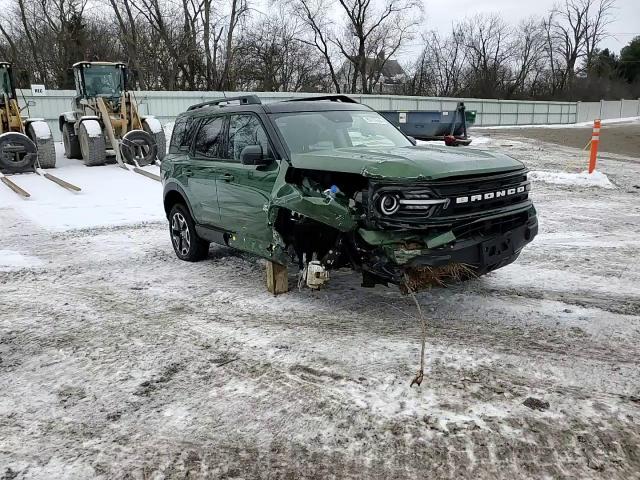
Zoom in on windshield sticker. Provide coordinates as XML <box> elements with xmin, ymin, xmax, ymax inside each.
<box><xmin>363</xmin><ymin>116</ymin><xmax>388</xmax><ymax>124</ymax></box>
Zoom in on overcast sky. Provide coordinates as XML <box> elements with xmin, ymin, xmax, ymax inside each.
<box><xmin>1</xmin><ymin>0</ymin><xmax>637</xmax><ymax>61</ymax></box>
<box><xmin>417</xmin><ymin>0</ymin><xmax>639</xmax><ymax>55</ymax></box>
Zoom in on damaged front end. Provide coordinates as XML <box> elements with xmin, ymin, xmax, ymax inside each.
<box><xmin>268</xmin><ymin>165</ymin><xmax>538</xmax><ymax>291</ymax></box>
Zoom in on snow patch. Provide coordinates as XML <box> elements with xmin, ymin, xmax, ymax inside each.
<box><xmin>0</xmin><ymin>143</ymin><xmax>164</xmax><ymax>231</ymax></box>
<box><xmin>81</xmin><ymin>119</ymin><xmax>103</xmax><ymax>138</ymax></box>
<box><xmin>143</xmin><ymin>117</ymin><xmax>162</xmax><ymax>134</ymax></box>
<box><xmin>529</xmin><ymin>170</ymin><xmax>615</xmax><ymax>189</ymax></box>
<box><xmin>28</xmin><ymin>120</ymin><xmax>52</xmax><ymax>140</ymax></box>
<box><xmin>0</xmin><ymin>250</ymin><xmax>44</xmax><ymax>271</ymax></box>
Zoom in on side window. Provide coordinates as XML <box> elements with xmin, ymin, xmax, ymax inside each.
<box><xmin>181</xmin><ymin>117</ymin><xmax>196</xmax><ymax>151</ymax></box>
<box><xmin>194</xmin><ymin>116</ymin><xmax>224</xmax><ymax>158</ymax></box>
<box><xmin>169</xmin><ymin>117</ymin><xmax>187</xmax><ymax>153</ymax></box>
<box><xmin>169</xmin><ymin>116</ymin><xmax>198</xmax><ymax>153</ymax></box>
<box><xmin>227</xmin><ymin>114</ymin><xmax>272</xmax><ymax>162</ymax></box>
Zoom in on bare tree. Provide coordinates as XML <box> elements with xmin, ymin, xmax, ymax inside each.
<box><xmin>507</xmin><ymin>17</ymin><xmax>546</xmax><ymax>96</ymax></box>
<box><xmin>333</xmin><ymin>0</ymin><xmax>422</xmax><ymax>93</ymax></box>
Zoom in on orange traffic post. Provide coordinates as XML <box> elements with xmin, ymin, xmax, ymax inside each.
<box><xmin>588</xmin><ymin>119</ymin><xmax>600</xmax><ymax>174</ymax></box>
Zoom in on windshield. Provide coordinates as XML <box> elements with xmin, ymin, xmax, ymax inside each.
<box><xmin>0</xmin><ymin>67</ymin><xmax>12</xmax><ymax>97</ymax></box>
<box><xmin>83</xmin><ymin>65</ymin><xmax>124</xmax><ymax>97</ymax></box>
<box><xmin>272</xmin><ymin>110</ymin><xmax>412</xmax><ymax>154</ymax></box>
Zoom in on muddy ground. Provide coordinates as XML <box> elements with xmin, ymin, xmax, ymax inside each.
<box><xmin>1</xmin><ymin>137</ymin><xmax>639</xmax><ymax>479</ymax></box>
<box><xmin>475</xmin><ymin>121</ymin><xmax>640</xmax><ymax>158</ymax></box>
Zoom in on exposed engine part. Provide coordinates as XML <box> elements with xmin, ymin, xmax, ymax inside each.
<box><xmin>301</xmin><ymin>261</ymin><xmax>330</xmax><ymax>289</ymax></box>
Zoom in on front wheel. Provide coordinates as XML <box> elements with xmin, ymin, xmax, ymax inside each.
<box><xmin>27</xmin><ymin>122</ymin><xmax>56</xmax><ymax>168</ymax></box>
<box><xmin>78</xmin><ymin>121</ymin><xmax>106</xmax><ymax>166</ymax></box>
<box><xmin>169</xmin><ymin>204</ymin><xmax>209</xmax><ymax>261</ymax></box>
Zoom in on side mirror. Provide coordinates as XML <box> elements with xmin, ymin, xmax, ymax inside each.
<box><xmin>240</xmin><ymin>145</ymin><xmax>271</xmax><ymax>166</ymax></box>
<box><xmin>407</xmin><ymin>136</ymin><xmax>417</xmax><ymax>146</ymax></box>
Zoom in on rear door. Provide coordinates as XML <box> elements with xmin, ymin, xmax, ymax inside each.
<box><xmin>214</xmin><ymin>113</ymin><xmax>280</xmax><ymax>243</ymax></box>
<box><xmin>187</xmin><ymin>115</ymin><xmax>226</xmax><ymax>227</ymax></box>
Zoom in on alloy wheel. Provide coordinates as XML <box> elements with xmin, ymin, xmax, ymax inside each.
<box><xmin>171</xmin><ymin>212</ymin><xmax>191</xmax><ymax>256</ymax></box>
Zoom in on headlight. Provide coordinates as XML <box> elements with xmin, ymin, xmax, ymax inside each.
<box><xmin>379</xmin><ymin>194</ymin><xmax>400</xmax><ymax>215</ymax></box>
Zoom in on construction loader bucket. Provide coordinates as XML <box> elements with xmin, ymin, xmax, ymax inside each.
<box><xmin>0</xmin><ymin>132</ymin><xmax>37</xmax><ymax>174</ymax></box>
<box><xmin>121</xmin><ymin>129</ymin><xmax>158</xmax><ymax>167</ymax></box>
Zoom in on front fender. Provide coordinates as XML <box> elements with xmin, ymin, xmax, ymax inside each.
<box><xmin>270</xmin><ymin>182</ymin><xmax>357</xmax><ymax>232</ymax></box>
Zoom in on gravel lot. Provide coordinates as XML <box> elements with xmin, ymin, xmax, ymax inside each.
<box><xmin>475</xmin><ymin>119</ymin><xmax>640</xmax><ymax>158</ymax></box>
<box><xmin>1</xmin><ymin>136</ymin><xmax>639</xmax><ymax>479</ymax></box>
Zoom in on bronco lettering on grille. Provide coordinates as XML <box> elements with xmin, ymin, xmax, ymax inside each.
<box><xmin>455</xmin><ymin>185</ymin><xmax>527</xmax><ymax>204</ymax></box>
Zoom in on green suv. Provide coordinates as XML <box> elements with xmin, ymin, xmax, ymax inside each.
<box><xmin>162</xmin><ymin>95</ymin><xmax>537</xmax><ymax>288</ymax></box>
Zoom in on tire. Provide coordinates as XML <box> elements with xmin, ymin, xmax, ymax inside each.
<box><xmin>62</xmin><ymin>123</ymin><xmax>82</xmax><ymax>159</ymax></box>
<box><xmin>169</xmin><ymin>203</ymin><xmax>209</xmax><ymax>262</ymax></box>
<box><xmin>78</xmin><ymin>122</ymin><xmax>106</xmax><ymax>166</ymax></box>
<box><xmin>121</xmin><ymin>129</ymin><xmax>157</xmax><ymax>166</ymax></box>
<box><xmin>27</xmin><ymin>123</ymin><xmax>56</xmax><ymax>169</ymax></box>
<box><xmin>143</xmin><ymin>120</ymin><xmax>166</xmax><ymax>162</ymax></box>
<box><xmin>0</xmin><ymin>132</ymin><xmax>37</xmax><ymax>173</ymax></box>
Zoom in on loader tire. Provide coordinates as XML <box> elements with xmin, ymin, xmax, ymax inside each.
<box><xmin>143</xmin><ymin>120</ymin><xmax>166</xmax><ymax>162</ymax></box>
<box><xmin>27</xmin><ymin>123</ymin><xmax>56</xmax><ymax>169</ymax></box>
<box><xmin>62</xmin><ymin>123</ymin><xmax>82</xmax><ymax>159</ymax></box>
<box><xmin>78</xmin><ymin>122</ymin><xmax>106</xmax><ymax>166</ymax></box>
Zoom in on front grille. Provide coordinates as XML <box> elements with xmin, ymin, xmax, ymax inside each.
<box><xmin>367</xmin><ymin>169</ymin><xmax>531</xmax><ymax>229</ymax></box>
<box><xmin>430</xmin><ymin>170</ymin><xmax>530</xmax><ymax>218</ymax></box>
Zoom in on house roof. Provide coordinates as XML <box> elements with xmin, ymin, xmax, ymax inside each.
<box><xmin>345</xmin><ymin>56</ymin><xmax>405</xmax><ymax>78</ymax></box>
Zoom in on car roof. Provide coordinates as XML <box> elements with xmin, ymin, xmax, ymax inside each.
<box><xmin>179</xmin><ymin>96</ymin><xmax>373</xmax><ymax>119</ymax></box>
<box><xmin>262</xmin><ymin>101</ymin><xmax>372</xmax><ymax>114</ymax></box>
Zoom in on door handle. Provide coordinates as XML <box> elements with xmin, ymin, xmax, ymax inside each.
<box><xmin>222</xmin><ymin>173</ymin><xmax>234</xmax><ymax>182</ymax></box>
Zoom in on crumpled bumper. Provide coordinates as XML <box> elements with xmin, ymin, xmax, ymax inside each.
<box><xmin>361</xmin><ymin>212</ymin><xmax>538</xmax><ymax>285</ymax></box>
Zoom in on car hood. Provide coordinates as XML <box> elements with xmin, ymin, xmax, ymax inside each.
<box><xmin>289</xmin><ymin>145</ymin><xmax>524</xmax><ymax>180</ymax></box>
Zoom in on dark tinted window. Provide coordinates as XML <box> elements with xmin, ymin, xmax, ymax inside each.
<box><xmin>169</xmin><ymin>116</ymin><xmax>198</xmax><ymax>153</ymax></box>
<box><xmin>227</xmin><ymin>114</ymin><xmax>271</xmax><ymax>162</ymax></box>
<box><xmin>194</xmin><ymin>116</ymin><xmax>224</xmax><ymax>158</ymax></box>
<box><xmin>169</xmin><ymin>117</ymin><xmax>187</xmax><ymax>152</ymax></box>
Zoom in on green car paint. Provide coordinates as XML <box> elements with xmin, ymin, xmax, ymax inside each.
<box><xmin>289</xmin><ymin>145</ymin><xmax>523</xmax><ymax>181</ymax></box>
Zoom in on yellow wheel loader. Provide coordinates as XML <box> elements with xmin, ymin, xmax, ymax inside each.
<box><xmin>58</xmin><ymin>62</ymin><xmax>165</xmax><ymax>179</ymax></box>
<box><xmin>0</xmin><ymin>61</ymin><xmax>79</xmax><ymax>197</ymax></box>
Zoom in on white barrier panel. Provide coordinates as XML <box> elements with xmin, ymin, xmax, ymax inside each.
<box><xmin>16</xmin><ymin>89</ymin><xmax>634</xmax><ymax>141</ymax></box>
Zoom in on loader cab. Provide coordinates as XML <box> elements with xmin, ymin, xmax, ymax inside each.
<box><xmin>0</xmin><ymin>62</ymin><xmax>17</xmax><ymax>102</ymax></box>
<box><xmin>72</xmin><ymin>62</ymin><xmax>127</xmax><ymax>101</ymax></box>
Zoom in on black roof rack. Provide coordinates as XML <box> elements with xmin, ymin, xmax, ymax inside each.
<box><xmin>187</xmin><ymin>95</ymin><xmax>262</xmax><ymax>111</ymax></box>
<box><xmin>285</xmin><ymin>95</ymin><xmax>358</xmax><ymax>104</ymax></box>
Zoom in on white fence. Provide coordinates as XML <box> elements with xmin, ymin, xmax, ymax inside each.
<box><xmin>15</xmin><ymin>89</ymin><xmax>639</xmax><ymax>141</ymax></box>
<box><xmin>576</xmin><ymin>99</ymin><xmax>640</xmax><ymax>122</ymax></box>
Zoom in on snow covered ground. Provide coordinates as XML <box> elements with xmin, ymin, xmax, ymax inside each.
<box><xmin>1</xmin><ymin>135</ymin><xmax>639</xmax><ymax>479</ymax></box>
<box><xmin>0</xmin><ymin>144</ymin><xmax>164</xmax><ymax>230</ymax></box>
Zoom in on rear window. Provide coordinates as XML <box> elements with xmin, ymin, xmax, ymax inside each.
<box><xmin>169</xmin><ymin>116</ymin><xmax>197</xmax><ymax>153</ymax></box>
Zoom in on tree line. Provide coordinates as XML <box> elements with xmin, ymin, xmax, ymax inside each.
<box><xmin>0</xmin><ymin>0</ymin><xmax>638</xmax><ymax>100</ymax></box>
